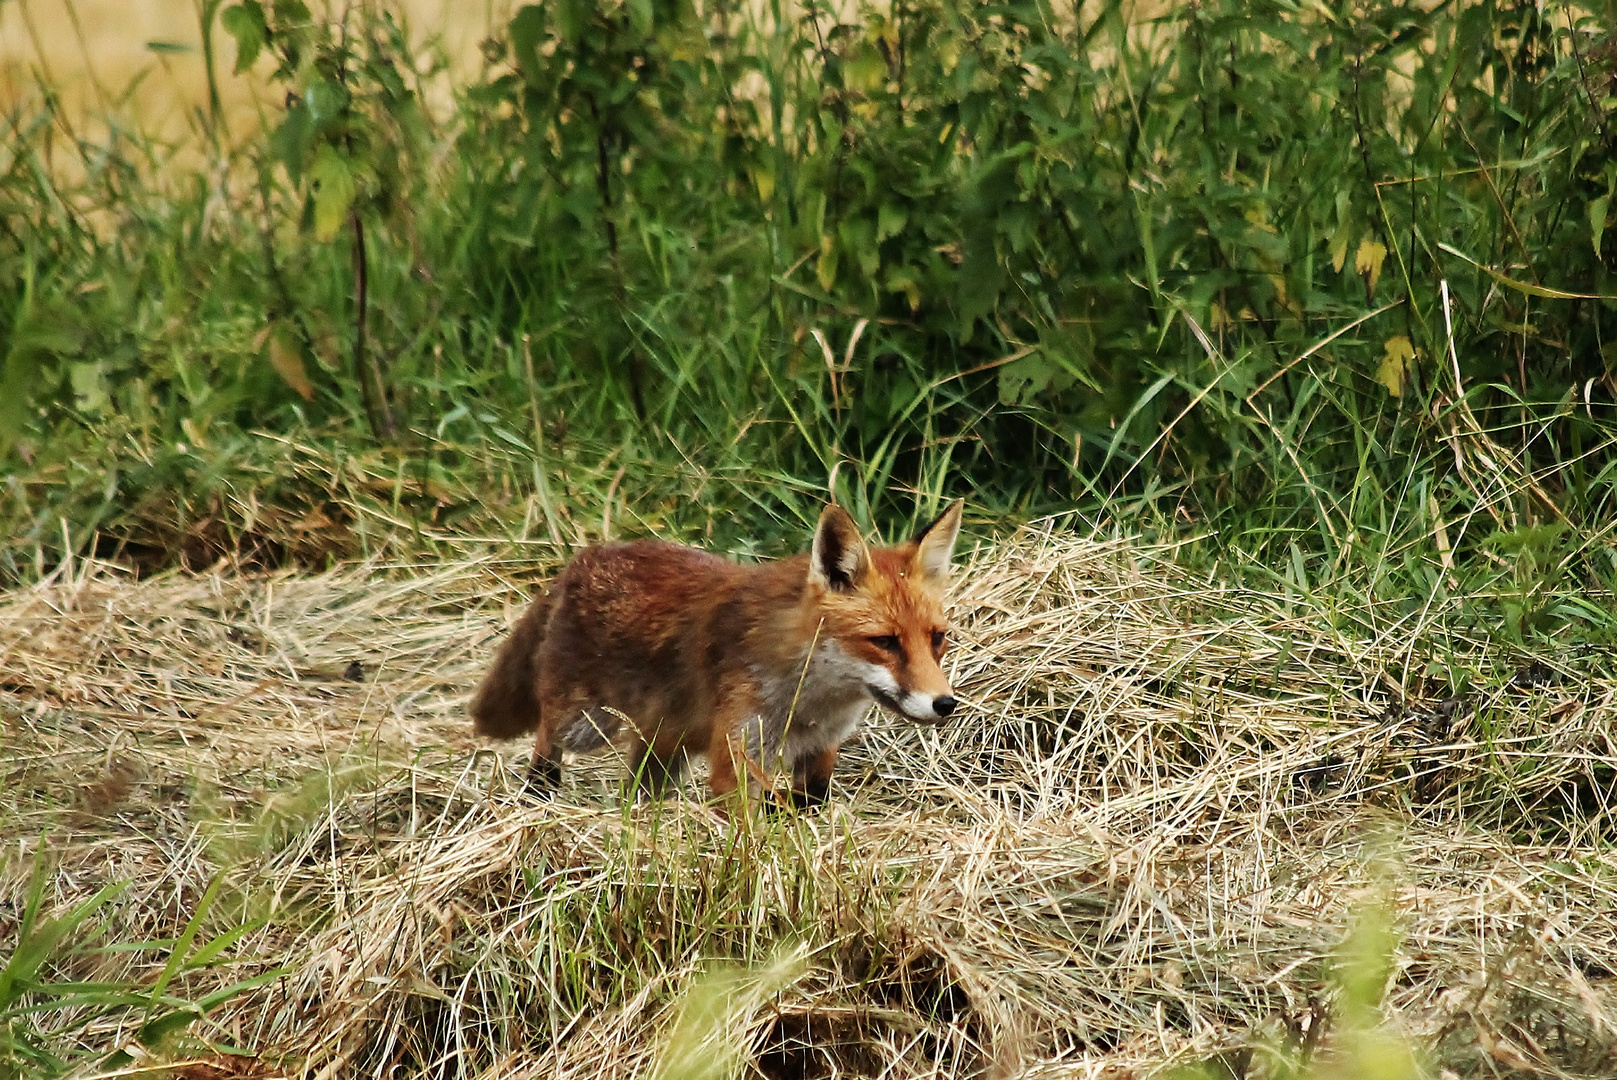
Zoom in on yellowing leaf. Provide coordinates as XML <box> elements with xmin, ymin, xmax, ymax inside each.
<box><xmin>1355</xmin><ymin>238</ymin><xmax>1388</xmax><ymax>292</ymax></box>
<box><xmin>1330</xmin><ymin>223</ymin><xmax>1352</xmax><ymax>273</ymax></box>
<box><xmin>845</xmin><ymin>41</ymin><xmax>888</xmax><ymax>93</ymax></box>
<box><xmin>310</xmin><ymin>145</ymin><xmax>357</xmax><ymax>243</ymax></box>
<box><xmin>1377</xmin><ymin>335</ymin><xmax>1415</xmax><ymax>397</ymax></box>
<box><xmin>267</xmin><ymin>322</ymin><xmax>315</xmax><ymax>401</ymax></box>
<box><xmin>867</xmin><ymin>15</ymin><xmax>899</xmax><ymax>54</ymax></box>
<box><xmin>816</xmin><ymin>234</ymin><xmax>838</xmax><ymax>293</ymax></box>
<box><xmin>886</xmin><ymin>269</ymin><xmax>921</xmax><ymax>311</ymax></box>
<box><xmin>750</xmin><ymin>161</ymin><xmax>775</xmax><ymax>204</ymax></box>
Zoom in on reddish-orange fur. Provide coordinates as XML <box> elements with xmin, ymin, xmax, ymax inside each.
<box><xmin>469</xmin><ymin>501</ymin><xmax>964</xmax><ymax>807</ymax></box>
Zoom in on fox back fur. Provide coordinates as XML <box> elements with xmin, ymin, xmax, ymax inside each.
<box><xmin>469</xmin><ymin>501</ymin><xmax>964</xmax><ymax>807</ymax></box>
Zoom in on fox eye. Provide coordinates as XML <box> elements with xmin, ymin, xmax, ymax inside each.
<box><xmin>932</xmin><ymin>630</ymin><xmax>947</xmax><ymax>653</ymax></box>
<box><xmin>869</xmin><ymin>635</ymin><xmax>901</xmax><ymax>653</ymax></box>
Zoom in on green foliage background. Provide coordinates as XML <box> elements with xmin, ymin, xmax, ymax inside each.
<box><xmin>3</xmin><ymin>0</ymin><xmax>1616</xmax><ymax>637</ymax></box>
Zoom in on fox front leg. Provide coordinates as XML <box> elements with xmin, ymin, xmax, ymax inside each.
<box><xmin>704</xmin><ymin>699</ymin><xmax>781</xmax><ymax>813</ymax></box>
<box><xmin>630</xmin><ymin>735</ymin><xmax>689</xmax><ymax>800</ymax></box>
<box><xmin>785</xmin><ymin>746</ymin><xmax>838</xmax><ymax>811</ymax></box>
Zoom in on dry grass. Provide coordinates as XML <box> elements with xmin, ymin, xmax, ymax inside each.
<box><xmin>3</xmin><ymin>523</ymin><xmax>1616</xmax><ymax>1078</ymax></box>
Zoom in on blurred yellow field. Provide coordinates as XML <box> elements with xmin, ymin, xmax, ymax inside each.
<box><xmin>0</xmin><ymin>0</ymin><xmax>508</xmax><ymax>147</ymax></box>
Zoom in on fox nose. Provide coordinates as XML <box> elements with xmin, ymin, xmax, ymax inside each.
<box><xmin>933</xmin><ymin>695</ymin><xmax>957</xmax><ymax>718</ymax></box>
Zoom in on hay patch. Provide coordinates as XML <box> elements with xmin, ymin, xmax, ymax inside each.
<box><xmin>3</xmin><ymin>527</ymin><xmax>1616</xmax><ymax>1078</ymax></box>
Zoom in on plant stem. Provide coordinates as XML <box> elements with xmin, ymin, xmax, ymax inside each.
<box><xmin>352</xmin><ymin>211</ymin><xmax>394</xmax><ymax>439</ymax></box>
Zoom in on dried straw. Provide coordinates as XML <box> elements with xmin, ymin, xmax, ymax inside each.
<box><xmin>2</xmin><ymin>523</ymin><xmax>1614</xmax><ymax>1078</ymax></box>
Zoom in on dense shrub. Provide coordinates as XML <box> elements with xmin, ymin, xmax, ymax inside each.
<box><xmin>2</xmin><ymin>0</ymin><xmax>1615</xmax><ymax>589</ymax></box>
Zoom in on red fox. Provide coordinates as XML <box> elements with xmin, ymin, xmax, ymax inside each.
<box><xmin>470</xmin><ymin>500</ymin><xmax>964</xmax><ymax>808</ymax></box>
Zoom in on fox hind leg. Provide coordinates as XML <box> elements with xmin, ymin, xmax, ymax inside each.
<box><xmin>523</xmin><ymin>698</ymin><xmax>563</xmax><ymax>797</ymax></box>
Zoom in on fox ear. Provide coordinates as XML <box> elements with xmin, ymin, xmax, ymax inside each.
<box><xmin>910</xmin><ymin>500</ymin><xmax>963</xmax><ymax>583</ymax></box>
<box><xmin>809</xmin><ymin>504</ymin><xmax>869</xmax><ymax>592</ymax></box>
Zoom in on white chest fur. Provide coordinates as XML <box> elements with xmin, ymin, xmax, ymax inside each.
<box><xmin>742</xmin><ymin>641</ymin><xmax>879</xmax><ymax>767</ymax></box>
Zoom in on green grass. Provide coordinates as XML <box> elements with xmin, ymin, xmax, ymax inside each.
<box><xmin>3</xmin><ymin>1</ymin><xmax>1614</xmax><ymax>609</ymax></box>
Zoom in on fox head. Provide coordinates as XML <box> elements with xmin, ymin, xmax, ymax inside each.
<box><xmin>807</xmin><ymin>500</ymin><xmax>964</xmax><ymax>723</ymax></box>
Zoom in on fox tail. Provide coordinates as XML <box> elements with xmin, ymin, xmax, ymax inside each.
<box><xmin>470</xmin><ymin>589</ymin><xmax>553</xmax><ymax>740</ymax></box>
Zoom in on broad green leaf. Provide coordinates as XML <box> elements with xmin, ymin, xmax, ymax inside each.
<box><xmin>1482</xmin><ymin>522</ymin><xmax>1570</xmax><ymax>556</ymax></box>
<box><xmin>1330</xmin><ymin>232</ymin><xmax>1351</xmax><ymax>274</ymax></box>
<box><xmin>1377</xmin><ymin>335</ymin><xmax>1415</xmax><ymax>397</ymax></box>
<box><xmin>839</xmin><ymin>217</ymin><xmax>877</xmax><ymax>279</ymax></box>
<box><xmin>1330</xmin><ymin>221</ymin><xmax>1352</xmax><ymax>273</ymax></box>
<box><xmin>1355</xmin><ymin>239</ymin><xmax>1388</xmax><ymax>292</ymax></box>
<box><xmin>876</xmin><ymin>203</ymin><xmax>907</xmax><ymax>243</ymax></box>
<box><xmin>998</xmin><ymin>352</ymin><xmax>1068</xmax><ymax>406</ymax></box>
<box><xmin>0</xmin><ymin>294</ymin><xmax>86</xmax><ymax>444</ymax></box>
<box><xmin>1591</xmin><ymin>195</ymin><xmax>1609</xmax><ymax>258</ymax></box>
<box><xmin>269</xmin><ymin>103</ymin><xmax>314</xmax><ymax>182</ymax></box>
<box><xmin>509</xmin><ymin>5</ymin><xmax>547</xmax><ymax>80</ymax></box>
<box><xmin>845</xmin><ymin>42</ymin><xmax>888</xmax><ymax>93</ymax></box>
<box><xmin>69</xmin><ymin>362</ymin><xmax>110</xmax><ymax>414</ymax></box>
<box><xmin>1330</xmin><ymin>191</ymin><xmax>1353</xmax><ymax>272</ymax></box>
<box><xmin>957</xmin><ymin>222</ymin><xmax>1005</xmax><ymax>334</ymax></box>
<box><xmin>309</xmin><ymin>145</ymin><xmax>356</xmax><ymax>242</ymax></box>
<box><xmin>626</xmin><ymin>0</ymin><xmax>653</xmax><ymax>38</ymax></box>
<box><xmin>8</xmin><ymin>300</ymin><xmax>86</xmax><ymax>357</ymax></box>
<box><xmin>556</xmin><ymin>0</ymin><xmax>591</xmax><ymax>44</ymax></box>
<box><xmin>219</xmin><ymin>2</ymin><xmax>267</xmax><ymax>72</ymax></box>
<box><xmin>302</xmin><ymin>79</ymin><xmax>345</xmax><ymax>127</ymax></box>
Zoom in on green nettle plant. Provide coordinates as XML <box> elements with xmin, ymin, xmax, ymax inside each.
<box><xmin>1</xmin><ymin>0</ymin><xmax>1613</xmax><ymax>595</ymax></box>
<box><xmin>449</xmin><ymin>0</ymin><xmax>1615</xmax><ymax>520</ymax></box>
<box><xmin>222</xmin><ymin>0</ymin><xmax>430</xmax><ymax>439</ymax></box>
<box><xmin>474</xmin><ymin>0</ymin><xmax>730</xmax><ymax>417</ymax></box>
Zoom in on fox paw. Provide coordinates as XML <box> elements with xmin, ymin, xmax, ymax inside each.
<box><xmin>762</xmin><ymin>788</ymin><xmax>828</xmax><ymax>817</ymax></box>
<box><xmin>523</xmin><ymin>757</ymin><xmax>561</xmax><ymax>798</ymax></box>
